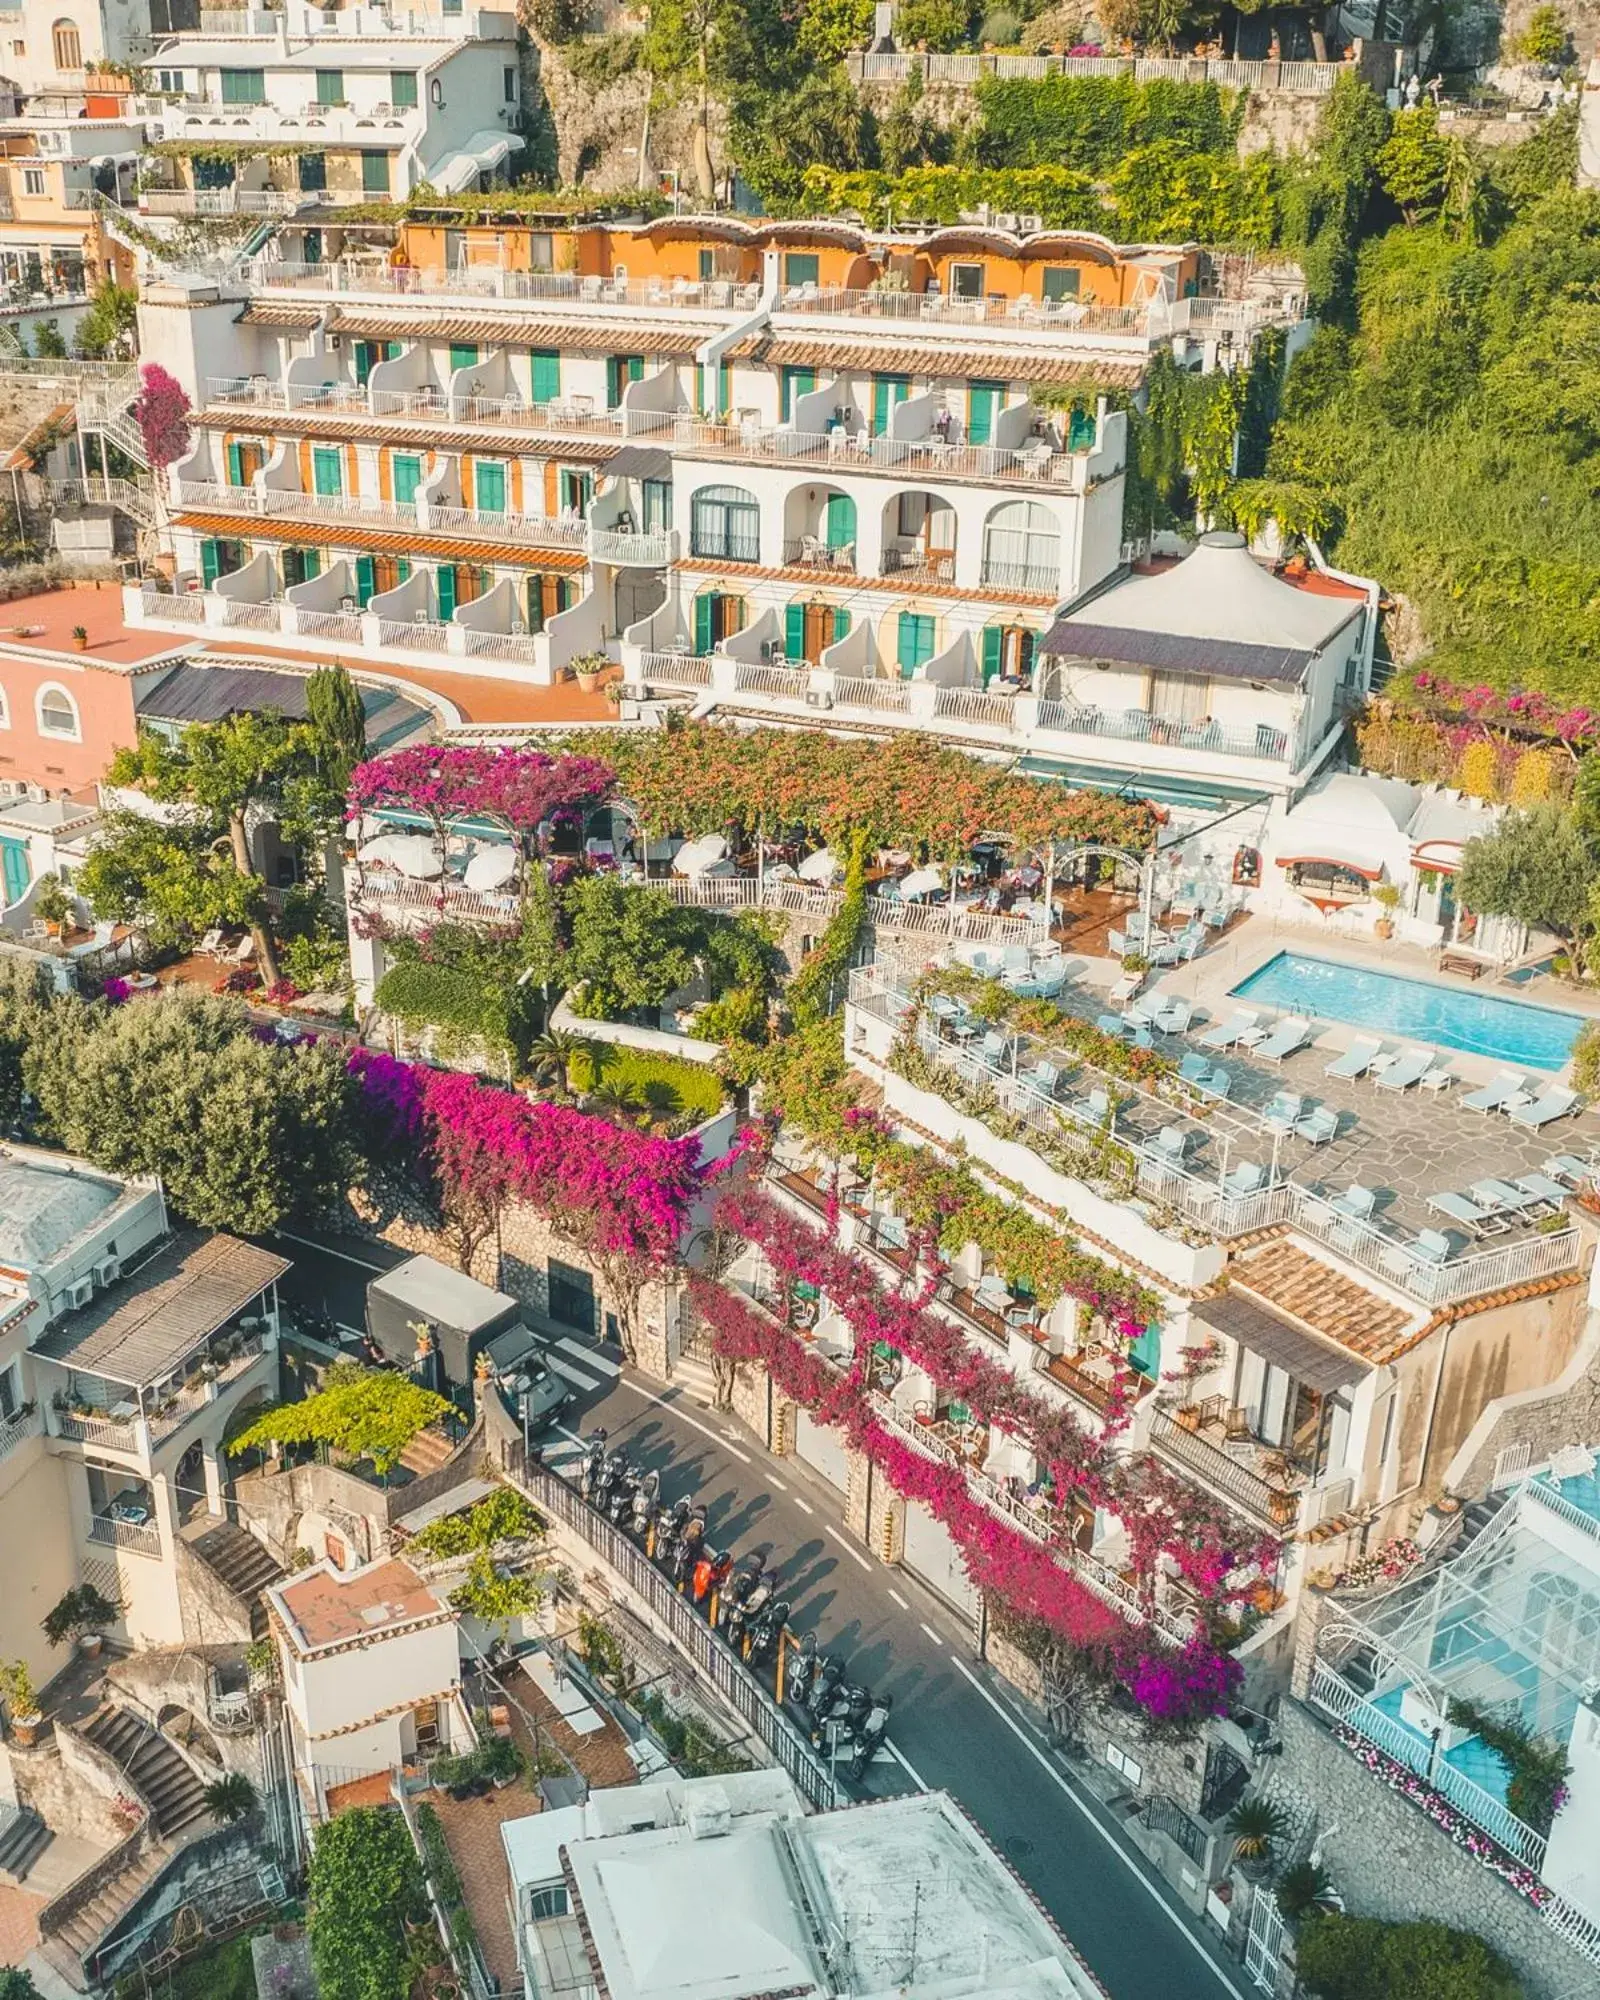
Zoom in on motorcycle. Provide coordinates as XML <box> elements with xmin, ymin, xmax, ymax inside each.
<box><xmin>579</xmin><ymin>1428</ymin><xmax>608</xmax><ymax>1500</ymax></box>
<box><xmin>803</xmin><ymin>1655</ymin><xmax>844</xmax><ymax>1738</ymax></box>
<box><xmin>651</xmin><ymin>1496</ymin><xmax>689</xmax><ymax>1563</ymax></box>
<box><xmin>692</xmin><ymin>1548</ymin><xmax>733</xmax><ymax>1610</ymax></box>
<box><xmin>735</xmin><ymin>1569</ymin><xmax>778</xmax><ymax>1657</ymax></box>
<box><xmin>846</xmin><ymin>1694</ymin><xmax>893</xmax><ymax>1781</ymax></box>
<box><xmin>630</xmin><ymin>1469</ymin><xmax>660</xmax><ymax>1541</ymax></box>
<box><xmin>715</xmin><ymin>1553</ymin><xmax>764</xmax><ymax>1634</ymax></box>
<box><xmin>606</xmin><ymin>1463</ymin><xmax>637</xmax><ymax>1527</ymax></box>
<box><xmin>784</xmin><ymin>1632</ymin><xmax>818</xmax><ymax>1711</ymax></box>
<box><xmin>812</xmin><ymin>1678</ymin><xmax>871</xmax><ymax>1751</ymax></box>
<box><xmin>671</xmin><ymin>1508</ymin><xmax>707</xmax><ymax>1590</ymax></box>
<box><xmin>745</xmin><ymin>1595</ymin><xmax>789</xmax><ymax>1668</ymax></box>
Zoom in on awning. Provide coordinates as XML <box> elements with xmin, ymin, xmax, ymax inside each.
<box><xmin>606</xmin><ymin>446</ymin><xmax>672</xmax><ymax>483</ymax></box>
<box><xmin>1192</xmin><ymin>1291</ymin><xmax>1368</xmax><ymax>1393</ymax></box>
<box><xmin>1274</xmin><ymin>849</ymin><xmax>1383</xmax><ymax>881</ymax></box>
<box><xmin>427</xmin><ymin>131</ymin><xmax>518</xmax><ymax>195</ymax></box>
<box><xmin>1039</xmin><ymin>619</ymin><xmax>1313</xmax><ymax>687</ymax></box>
<box><xmin>1412</xmin><ymin>840</ymin><xmax>1464</xmax><ymax>875</ymax></box>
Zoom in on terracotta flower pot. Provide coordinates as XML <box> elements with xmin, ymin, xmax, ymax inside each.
<box><xmin>78</xmin><ymin>1632</ymin><xmax>103</xmax><ymax>1660</ymax></box>
<box><xmin>10</xmin><ymin>1712</ymin><xmax>42</xmax><ymax>1748</ymax></box>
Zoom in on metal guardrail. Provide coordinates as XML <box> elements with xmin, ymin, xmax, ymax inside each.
<box><xmin>508</xmin><ymin>1451</ymin><xmax>838</xmax><ymax>1809</ymax></box>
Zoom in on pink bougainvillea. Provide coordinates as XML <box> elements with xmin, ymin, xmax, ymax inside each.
<box><xmin>347</xmin><ymin>746</ymin><xmax>615</xmax><ymax>844</ymax></box>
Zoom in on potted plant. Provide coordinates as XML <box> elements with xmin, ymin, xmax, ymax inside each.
<box><xmin>1227</xmin><ymin>1796</ymin><xmax>1288</xmax><ymax>1877</ymax></box>
<box><xmin>1</xmin><ymin>1661</ymin><xmax>43</xmax><ymax>1746</ymax></box>
<box><xmin>43</xmin><ymin>1583</ymin><xmax>117</xmax><ymax>1660</ymax></box>
<box><xmin>1371</xmin><ymin>880</ymin><xmax>1402</xmax><ymax>939</ymax></box>
<box><xmin>245</xmin><ymin>1638</ymin><xmax>277</xmax><ymax>1690</ymax></box>
<box><xmin>71</xmin><ymin>623</ymin><xmax>88</xmax><ymax>651</ymax></box>
<box><xmin>33</xmin><ymin>876</ymin><xmax>71</xmax><ymax>938</ymax></box>
<box><xmin>570</xmin><ymin>650</ymin><xmax>607</xmax><ymax>694</ymax></box>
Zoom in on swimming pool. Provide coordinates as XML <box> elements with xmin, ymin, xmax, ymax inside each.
<box><xmin>1229</xmin><ymin>952</ymin><xmax>1584</xmax><ymax>1071</ymax></box>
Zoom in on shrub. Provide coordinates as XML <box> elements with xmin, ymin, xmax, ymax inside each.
<box><xmin>1572</xmin><ymin>1020</ymin><xmax>1600</xmax><ymax>1095</ymax></box>
<box><xmin>565</xmin><ymin>1046</ymin><xmax>725</xmax><ymax>1128</ymax></box>
<box><xmin>894</xmin><ymin>0</ymin><xmax>975</xmax><ymax>48</ymax></box>
<box><xmin>1294</xmin><ymin>1914</ymin><xmax>1522</xmax><ymax>2000</ymax></box>
<box><xmin>307</xmin><ymin>1805</ymin><xmax>426</xmax><ymax>2000</ymax></box>
<box><xmin>1515</xmin><ymin>4</ymin><xmax>1568</xmax><ymax>63</ymax></box>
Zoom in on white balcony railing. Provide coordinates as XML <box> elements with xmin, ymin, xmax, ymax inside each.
<box><xmin>590</xmin><ymin>527</ymin><xmax>675</xmax><ymax>566</ymax></box>
<box><xmin>461</xmin><ymin>628</ymin><xmax>541</xmax><ymax>664</ymax></box>
<box><xmin>139</xmin><ymin>583</ymin><xmax>207</xmax><ymax>622</ymax></box>
<box><xmin>87</xmin><ymin>1513</ymin><xmax>163</xmax><ymax>1558</ymax></box>
<box><xmin>1035</xmin><ymin>699</ymin><xmax>1291</xmax><ymax>764</ymax></box>
<box><xmin>294</xmin><ymin>607</ymin><xmax>363</xmax><ymax>643</ymax></box>
<box><xmin>0</xmin><ymin>1404</ymin><xmax>41</xmax><ymax>1464</ymax></box>
<box><xmin>376</xmin><ymin>617</ymin><xmax>451</xmax><ymax>653</ymax></box>
<box><xmin>832</xmin><ymin>675</ymin><xmax>911</xmax><ymax>715</ymax></box>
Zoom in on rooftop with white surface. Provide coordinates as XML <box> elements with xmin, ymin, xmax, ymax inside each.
<box><xmin>503</xmin><ymin>1777</ymin><xmax>1108</xmax><ymax>2000</ymax></box>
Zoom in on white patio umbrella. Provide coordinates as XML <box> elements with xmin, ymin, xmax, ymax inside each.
<box><xmin>797</xmin><ymin>846</ymin><xmax>837</xmax><ymax>883</ymax></box>
<box><xmin>673</xmin><ymin>832</ymin><xmax>730</xmax><ymax>877</ymax></box>
<box><xmin>899</xmin><ymin>865</ymin><xmax>943</xmax><ymax>900</ymax></box>
<box><xmin>358</xmin><ymin>833</ymin><xmax>444</xmax><ymax>879</ymax></box>
<box><xmin>463</xmin><ymin>845</ymin><xmax>518</xmax><ymax>892</ymax></box>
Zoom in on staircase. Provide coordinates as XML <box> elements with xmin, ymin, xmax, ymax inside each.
<box><xmin>78</xmin><ymin>1707</ymin><xmax>208</xmax><ymax>1840</ymax></box>
<box><xmin>396</xmin><ymin>1424</ymin><xmax>456</xmax><ymax>1482</ymax></box>
<box><xmin>42</xmin><ymin>1843</ymin><xmax>167</xmax><ymax>1989</ymax></box>
<box><xmin>0</xmin><ymin>1803</ymin><xmax>51</xmax><ymax>1884</ymax></box>
<box><xmin>188</xmin><ymin>1520</ymin><xmax>284</xmax><ymax>1639</ymax></box>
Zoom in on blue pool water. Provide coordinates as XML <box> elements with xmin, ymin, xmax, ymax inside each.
<box><xmin>1230</xmin><ymin>952</ymin><xmax>1584</xmax><ymax>1071</ymax></box>
<box><xmin>1366</xmin><ymin>1686</ymin><xmax>1513</xmax><ymax>1808</ymax></box>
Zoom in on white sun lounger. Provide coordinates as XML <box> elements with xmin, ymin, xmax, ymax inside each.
<box><xmin>1428</xmin><ymin>1190</ymin><xmax>1509</xmax><ymax>1236</ymax></box>
<box><xmin>1198</xmin><ymin>1009</ymin><xmax>1257</xmax><ymax>1052</ymax></box>
<box><xmin>1257</xmin><ymin>1016</ymin><xmax>1313</xmax><ymax>1063</ymax></box>
<box><xmin>1461</xmin><ymin>1070</ymin><xmax>1528</xmax><ymax>1115</ymax></box>
<box><xmin>1374</xmin><ymin>1047</ymin><xmax>1433</xmax><ymax>1092</ymax></box>
<box><xmin>1325</xmin><ymin>1037</ymin><xmax>1384</xmax><ymax>1081</ymax></box>
<box><xmin>1508</xmin><ymin>1085</ymin><xmax>1582</xmax><ymax>1129</ymax></box>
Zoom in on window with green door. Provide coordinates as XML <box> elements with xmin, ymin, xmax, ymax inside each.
<box><xmin>966</xmin><ymin>379</ymin><xmax>1005</xmax><ymax>446</ymax></box>
<box><xmin>1041</xmin><ymin>266</ymin><xmax>1080</xmax><ymax>302</ymax></box>
<box><xmin>698</xmin><ymin>248</ymin><xmax>715</xmax><ymax>281</ymax></box>
<box><xmin>779</xmin><ymin>367</ymin><xmax>816</xmax><ymax>423</ymax></box>
<box><xmin>531</xmin><ymin>349</ymin><xmax>560</xmax><ymax>405</ymax></box>
<box><xmin>824</xmin><ymin>492</ymin><xmax>856</xmax><ymax>552</ymax></box>
<box><xmin>391</xmin><ymin>70</ymin><xmax>418</xmax><ymax>106</ymax></box>
<box><xmin>435</xmin><ymin>566</ymin><xmax>456</xmax><ymax>622</ymax></box>
<box><xmin>353</xmin><ymin>339</ymin><xmax>400</xmax><ymax>387</ymax></box>
<box><xmin>606</xmin><ymin>355</ymin><xmax>645</xmax><ymax>408</ymax></box>
<box><xmin>361</xmin><ymin>149</ymin><xmax>390</xmax><ymax>195</ymax></box>
<box><xmin>312</xmin><ymin>447</ymin><xmax>343</xmax><ymax>497</ymax></box>
<box><xmin>220</xmin><ymin>68</ymin><xmax>265</xmax><ymax>102</ymax></box>
<box><xmin>392</xmin><ymin>453</ymin><xmax>422</xmax><ymax>504</ymax></box>
<box><xmin>783</xmin><ymin>252</ymin><xmax>820</xmax><ymax>289</ymax></box>
<box><xmin>298</xmin><ymin>152</ymin><xmax>326</xmax><ymax>193</ymax></box>
<box><xmin>871</xmin><ymin>374</ymin><xmax>910</xmax><ymax>436</ymax></box>
<box><xmin>355</xmin><ymin>554</ymin><xmax>376</xmax><ymax>606</ymax></box>
<box><xmin>474</xmin><ymin>461</ymin><xmax>507</xmax><ymax>514</ymax></box>
<box><xmin>896</xmin><ymin>611</ymin><xmax>935</xmax><ymax>677</ymax></box>
<box><xmin>315</xmin><ymin>68</ymin><xmax>344</xmax><ymax>104</ymax></box>
<box><xmin>559</xmin><ymin>468</ymin><xmax>592</xmax><ymax>517</ymax></box>
<box><xmin>448</xmin><ymin>342</ymin><xmax>478</xmax><ymax>374</ymax></box>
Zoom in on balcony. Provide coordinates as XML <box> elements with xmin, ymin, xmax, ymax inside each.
<box><xmin>781</xmin><ymin>537</ymin><xmax>857</xmax><ymax>574</ymax></box>
<box><xmin>590</xmin><ymin>525</ymin><xmax>675</xmax><ymax>566</ymax></box>
<box><xmin>1036</xmin><ymin>699</ymin><xmax>1290</xmax><ymax>764</ymax></box>
<box><xmin>204</xmin><ymin>377</ymin><xmax>627</xmax><ymax>442</ymax></box>
<box><xmin>1149</xmin><ymin>1405</ymin><xmax>1301</xmax><ymax>1530</ymax></box>
<box><xmin>88</xmin><ymin>1511</ymin><xmax>162</xmax><ymax>1558</ymax></box>
<box><xmin>248</xmin><ymin>260</ymin><xmax>764</xmax><ymax>312</ymax></box>
<box><xmin>158</xmin><ymin>102</ymin><xmax>420</xmax><ymax>147</ymax></box>
<box><xmin>673</xmin><ymin>414</ymin><xmax>1084</xmax><ymax>488</ymax></box>
<box><xmin>0</xmin><ymin>1403</ymin><xmax>42</xmax><ymax>1464</ymax></box>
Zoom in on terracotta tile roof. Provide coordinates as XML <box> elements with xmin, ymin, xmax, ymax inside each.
<box><xmin>176</xmin><ymin>509</ymin><xmax>589</xmax><ymax>571</ymax></box>
<box><xmin>736</xmin><ymin>335</ymin><xmax>1147</xmax><ymax>388</ymax></box>
<box><xmin>196</xmin><ymin>406</ymin><xmax>620</xmax><ymax>464</ymax></box>
<box><xmin>238</xmin><ymin>300</ymin><xmax>323</xmax><ymax>330</ymax></box>
<box><xmin>276</xmin><ymin>1556</ymin><xmax>445</xmax><ymax>1653</ymax></box>
<box><xmin>673</xmin><ymin>557</ymin><xmax>1057</xmax><ymax>609</ymax></box>
<box><xmin>327</xmin><ymin>307</ymin><xmax>711</xmax><ymax>353</ymax></box>
<box><xmin>1228</xmin><ymin>1241</ymin><xmax>1415</xmax><ymax>1365</ymax></box>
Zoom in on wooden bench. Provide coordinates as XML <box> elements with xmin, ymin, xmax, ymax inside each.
<box><xmin>1439</xmin><ymin>950</ymin><xmax>1485</xmax><ymax>980</ymax></box>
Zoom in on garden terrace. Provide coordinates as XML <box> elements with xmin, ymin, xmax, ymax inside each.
<box><xmin>846</xmin><ymin>962</ymin><xmax>1591</xmax><ymax>1310</ymax></box>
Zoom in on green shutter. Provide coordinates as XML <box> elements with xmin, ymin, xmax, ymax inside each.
<box><xmin>392</xmin><ymin>70</ymin><xmax>418</xmax><ymax>107</ymax></box>
<box><xmin>361</xmin><ymin>149</ymin><xmax>390</xmax><ymax>195</ymax></box>
<box><xmin>531</xmin><ymin>349</ymin><xmax>560</xmax><ymax>404</ymax></box>
<box><xmin>355</xmin><ymin>555</ymin><xmax>376</xmax><ymax>606</ymax></box>
<box><xmin>1129</xmin><ymin>1322</ymin><xmax>1161</xmax><ymax>1379</ymax></box>
<box><xmin>981</xmin><ymin>626</ymin><xmax>1003</xmax><ymax>684</ymax></box>
<box><xmin>449</xmin><ymin>342</ymin><xmax>479</xmax><ymax>374</ymax></box>
<box><xmin>315</xmin><ymin>68</ymin><xmax>343</xmax><ymax>104</ymax></box>
<box><xmin>353</xmin><ymin>341</ymin><xmax>372</xmax><ymax>388</ymax></box>
<box><xmin>784</xmin><ymin>602</ymin><xmax>804</xmax><ymax>659</ymax></box>
<box><xmin>718</xmin><ymin>361</ymin><xmax>731</xmax><ymax>413</ymax></box>
<box><xmin>393</xmin><ymin>454</ymin><xmax>421</xmax><ymax>504</ymax></box>
<box><xmin>872</xmin><ymin>374</ymin><xmax>910</xmax><ymax>437</ymax></box>
<box><xmin>474</xmin><ymin>461</ymin><xmax>506</xmax><ymax>513</ymax></box>
<box><xmin>312</xmin><ymin>447</ymin><xmax>342</xmax><ymax>497</ymax></box>
<box><xmin>780</xmin><ymin>366</ymin><xmax>817</xmax><ymax>423</ymax></box>
<box><xmin>629</xmin><ymin>355</ymin><xmax>645</xmax><ymax>386</ymax></box>
<box><xmin>606</xmin><ymin>357</ymin><xmax>621</xmax><ymax>408</ymax></box>
<box><xmin>968</xmin><ymin>380</ymin><xmax>1003</xmax><ymax>447</ymax></box>
<box><xmin>824</xmin><ymin>493</ymin><xmax>855</xmax><ymax>550</ymax></box>
<box><xmin>303</xmin><ymin>550</ymin><xmax>320</xmax><ymax>581</ymax></box>
<box><xmin>693</xmin><ymin>592</ymin><xmax>713</xmax><ymax>657</ymax></box>
<box><xmin>397</xmin><ymin>558</ymin><xmax>410</xmax><ymax>582</ymax></box>
<box><xmin>226</xmin><ymin>441</ymin><xmax>244</xmax><ymax>486</ymax></box>
<box><xmin>436</xmin><ymin>566</ymin><xmax>456</xmax><ymax>622</ymax></box>
<box><xmin>200</xmin><ymin>539</ymin><xmax>220</xmax><ymax>588</ymax></box>
<box><xmin>897</xmin><ymin>612</ymin><xmax>932</xmax><ymax>677</ymax></box>
<box><xmin>833</xmin><ymin>607</ymin><xmax>850</xmax><ymax>644</ymax></box>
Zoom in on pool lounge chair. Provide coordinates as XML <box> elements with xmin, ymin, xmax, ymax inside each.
<box><xmin>1198</xmin><ymin>1009</ymin><xmax>1258</xmax><ymax>1052</ymax></box>
<box><xmin>1374</xmin><ymin>1046</ymin><xmax>1434</xmax><ymax>1092</ymax></box>
<box><xmin>1461</xmin><ymin>1070</ymin><xmax>1529</xmax><ymax>1115</ymax></box>
<box><xmin>1257</xmin><ymin>1015</ymin><xmax>1314</xmax><ymax>1064</ymax></box>
<box><xmin>1515</xmin><ymin>1171</ymin><xmax>1571</xmax><ymax>1209</ymax></box>
<box><xmin>1470</xmin><ymin>1178</ymin><xmax>1545</xmax><ymax>1217</ymax></box>
<box><xmin>1428</xmin><ymin>1189</ymin><xmax>1510</xmax><ymax>1237</ymax></box>
<box><xmin>1195</xmin><ymin>1065</ymin><xmax>1234</xmax><ymax>1104</ymax></box>
<box><xmin>1325</xmin><ymin>1037</ymin><xmax>1384</xmax><ymax>1081</ymax></box>
<box><xmin>1508</xmin><ymin>1085</ymin><xmax>1583</xmax><ymax>1129</ymax></box>
<box><xmin>1295</xmin><ymin>1104</ymin><xmax>1341</xmax><ymax>1145</ymax></box>
<box><xmin>1546</xmin><ymin>1153</ymin><xmax>1597</xmax><ymax>1187</ymax></box>
<box><xmin>1263</xmin><ymin>1091</ymin><xmax>1305</xmax><ymax>1133</ymax></box>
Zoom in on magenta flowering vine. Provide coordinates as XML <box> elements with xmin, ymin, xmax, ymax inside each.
<box><xmin>1410</xmin><ymin>672</ymin><xmax>1598</xmax><ymax>752</ymax></box>
<box><xmin>347</xmin><ymin>746</ymin><xmax>616</xmax><ymax>849</ymax></box>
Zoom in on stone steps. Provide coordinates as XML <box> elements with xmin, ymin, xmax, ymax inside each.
<box><xmin>189</xmin><ymin>1520</ymin><xmax>285</xmax><ymax>1639</ymax></box>
<box><xmin>79</xmin><ymin>1707</ymin><xmax>207</xmax><ymax>1840</ymax></box>
<box><xmin>0</xmin><ymin>1803</ymin><xmax>51</xmax><ymax>1885</ymax></box>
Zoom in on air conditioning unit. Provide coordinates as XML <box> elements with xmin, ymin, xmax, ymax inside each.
<box><xmin>328</xmin><ymin>334</ymin><xmax>341</xmax><ymax>350</ymax></box>
<box><xmin>340</xmin><ymin>595</ymin><xmax>357</xmax><ymax>612</ymax></box>
<box><xmin>65</xmin><ymin>1277</ymin><xmax>94</xmax><ymax>1310</ymax></box>
<box><xmin>94</xmin><ymin>1258</ymin><xmax>121</xmax><ymax>1289</ymax></box>
<box><xmin>510</xmin><ymin>618</ymin><xmax>527</xmax><ymax>635</ymax></box>
<box><xmin>413</xmin><ymin>608</ymin><xmax>429</xmax><ymax>624</ymax></box>
<box><xmin>805</xmin><ymin>688</ymin><xmax>833</xmax><ymax>710</ymax></box>
<box><xmin>620</xmin><ymin>683</ymin><xmax>647</xmax><ymax>703</ymax></box>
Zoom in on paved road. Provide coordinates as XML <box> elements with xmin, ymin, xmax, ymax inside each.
<box><xmin>268</xmin><ymin>1232</ymin><xmax>1250</xmax><ymax>2000</ymax></box>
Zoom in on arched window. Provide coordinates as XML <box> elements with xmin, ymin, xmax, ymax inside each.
<box><xmin>51</xmin><ymin>19</ymin><xmax>81</xmax><ymax>69</ymax></box>
<box><xmin>36</xmin><ymin>683</ymin><xmax>80</xmax><ymax>739</ymax></box>
<box><xmin>982</xmin><ymin>500</ymin><xmax>1061</xmax><ymax>593</ymax></box>
<box><xmin>689</xmin><ymin>484</ymin><xmax>759</xmax><ymax>563</ymax></box>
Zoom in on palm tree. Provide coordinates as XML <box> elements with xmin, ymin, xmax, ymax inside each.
<box><xmin>202</xmin><ymin>1771</ymin><xmax>257</xmax><ymax>1824</ymax></box>
<box><xmin>1227</xmin><ymin>1796</ymin><xmax>1288</xmax><ymax>1872</ymax></box>
<box><xmin>589</xmin><ymin>1079</ymin><xmax>645</xmax><ymax>1127</ymax></box>
<box><xmin>526</xmin><ymin>1028</ymin><xmax>594</xmax><ymax>1102</ymax></box>
<box><xmin>1276</xmin><ymin>1860</ymin><xmax>1336</xmax><ymax>1922</ymax></box>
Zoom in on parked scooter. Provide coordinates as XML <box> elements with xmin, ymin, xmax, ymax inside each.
<box><xmin>579</xmin><ymin>1428</ymin><xmax>608</xmax><ymax>1500</ymax></box>
<box><xmin>812</xmin><ymin>1678</ymin><xmax>871</xmax><ymax>1750</ymax></box>
<box><xmin>846</xmin><ymin>1694</ymin><xmax>893</xmax><ymax>1780</ymax></box>
<box><xmin>745</xmin><ymin>1595</ymin><xmax>788</xmax><ymax>1668</ymax></box>
<box><xmin>692</xmin><ymin>1548</ymin><xmax>733</xmax><ymax>1610</ymax></box>
<box><xmin>671</xmin><ymin>1507</ymin><xmax>707</xmax><ymax>1590</ymax></box>
<box><xmin>715</xmin><ymin>1553</ymin><xmax>764</xmax><ymax>1634</ymax></box>
<box><xmin>651</xmin><ymin>1496</ymin><xmax>689</xmax><ymax>1562</ymax></box>
<box><xmin>630</xmin><ymin>1469</ymin><xmax>660</xmax><ymax>1541</ymax></box>
<box><xmin>802</xmin><ymin>1654</ymin><xmax>844</xmax><ymax>1736</ymax></box>
<box><xmin>734</xmin><ymin>1569</ymin><xmax>778</xmax><ymax>1657</ymax></box>
<box><xmin>784</xmin><ymin>1632</ymin><xmax>818</xmax><ymax>1711</ymax></box>
<box><xmin>606</xmin><ymin>1461</ymin><xmax>637</xmax><ymax>1527</ymax></box>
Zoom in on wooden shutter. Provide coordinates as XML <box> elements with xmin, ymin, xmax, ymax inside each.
<box><xmin>981</xmin><ymin>626</ymin><xmax>1003</xmax><ymax>684</ymax></box>
<box><xmin>784</xmin><ymin>602</ymin><xmax>804</xmax><ymax>658</ymax></box>
<box><xmin>693</xmin><ymin>592</ymin><xmax>713</xmax><ymax>656</ymax></box>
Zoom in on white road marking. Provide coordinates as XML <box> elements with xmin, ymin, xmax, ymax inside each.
<box><xmin>620</xmin><ymin>1379</ymin><xmax>752</xmax><ymax>1462</ymax></box>
<box><xmin>275</xmin><ymin>1231</ymin><xmax>388</xmax><ymax>1271</ymax></box>
<box><xmin>546</xmin><ymin>1355</ymin><xmax>607</xmax><ymax>1393</ymax></box>
<box><xmin>827</xmin><ymin>1524</ymin><xmax>872</xmax><ymax>1571</ymax></box>
<box><xmin>555</xmin><ymin>1336</ymin><xmax>618</xmax><ymax>1376</ymax></box>
<box><xmin>886</xmin><ymin>1739</ymin><xmax>930</xmax><ymax>1792</ymax></box>
<box><xmin>792</xmin><ymin>1499</ymin><xmax>814</xmax><ymax>1516</ymax></box>
<box><xmin>888</xmin><ymin>1588</ymin><xmax>909</xmax><ymax>1610</ymax></box>
<box><xmin>951</xmin><ymin>1660</ymin><xmax>1251</xmax><ymax>2000</ymax></box>
<box><xmin>769</xmin><ymin>1476</ymin><xmax>788</xmax><ymax>1492</ymax></box>
<box><xmin>919</xmin><ymin>1622</ymin><xmax>942</xmax><ymax>1647</ymax></box>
